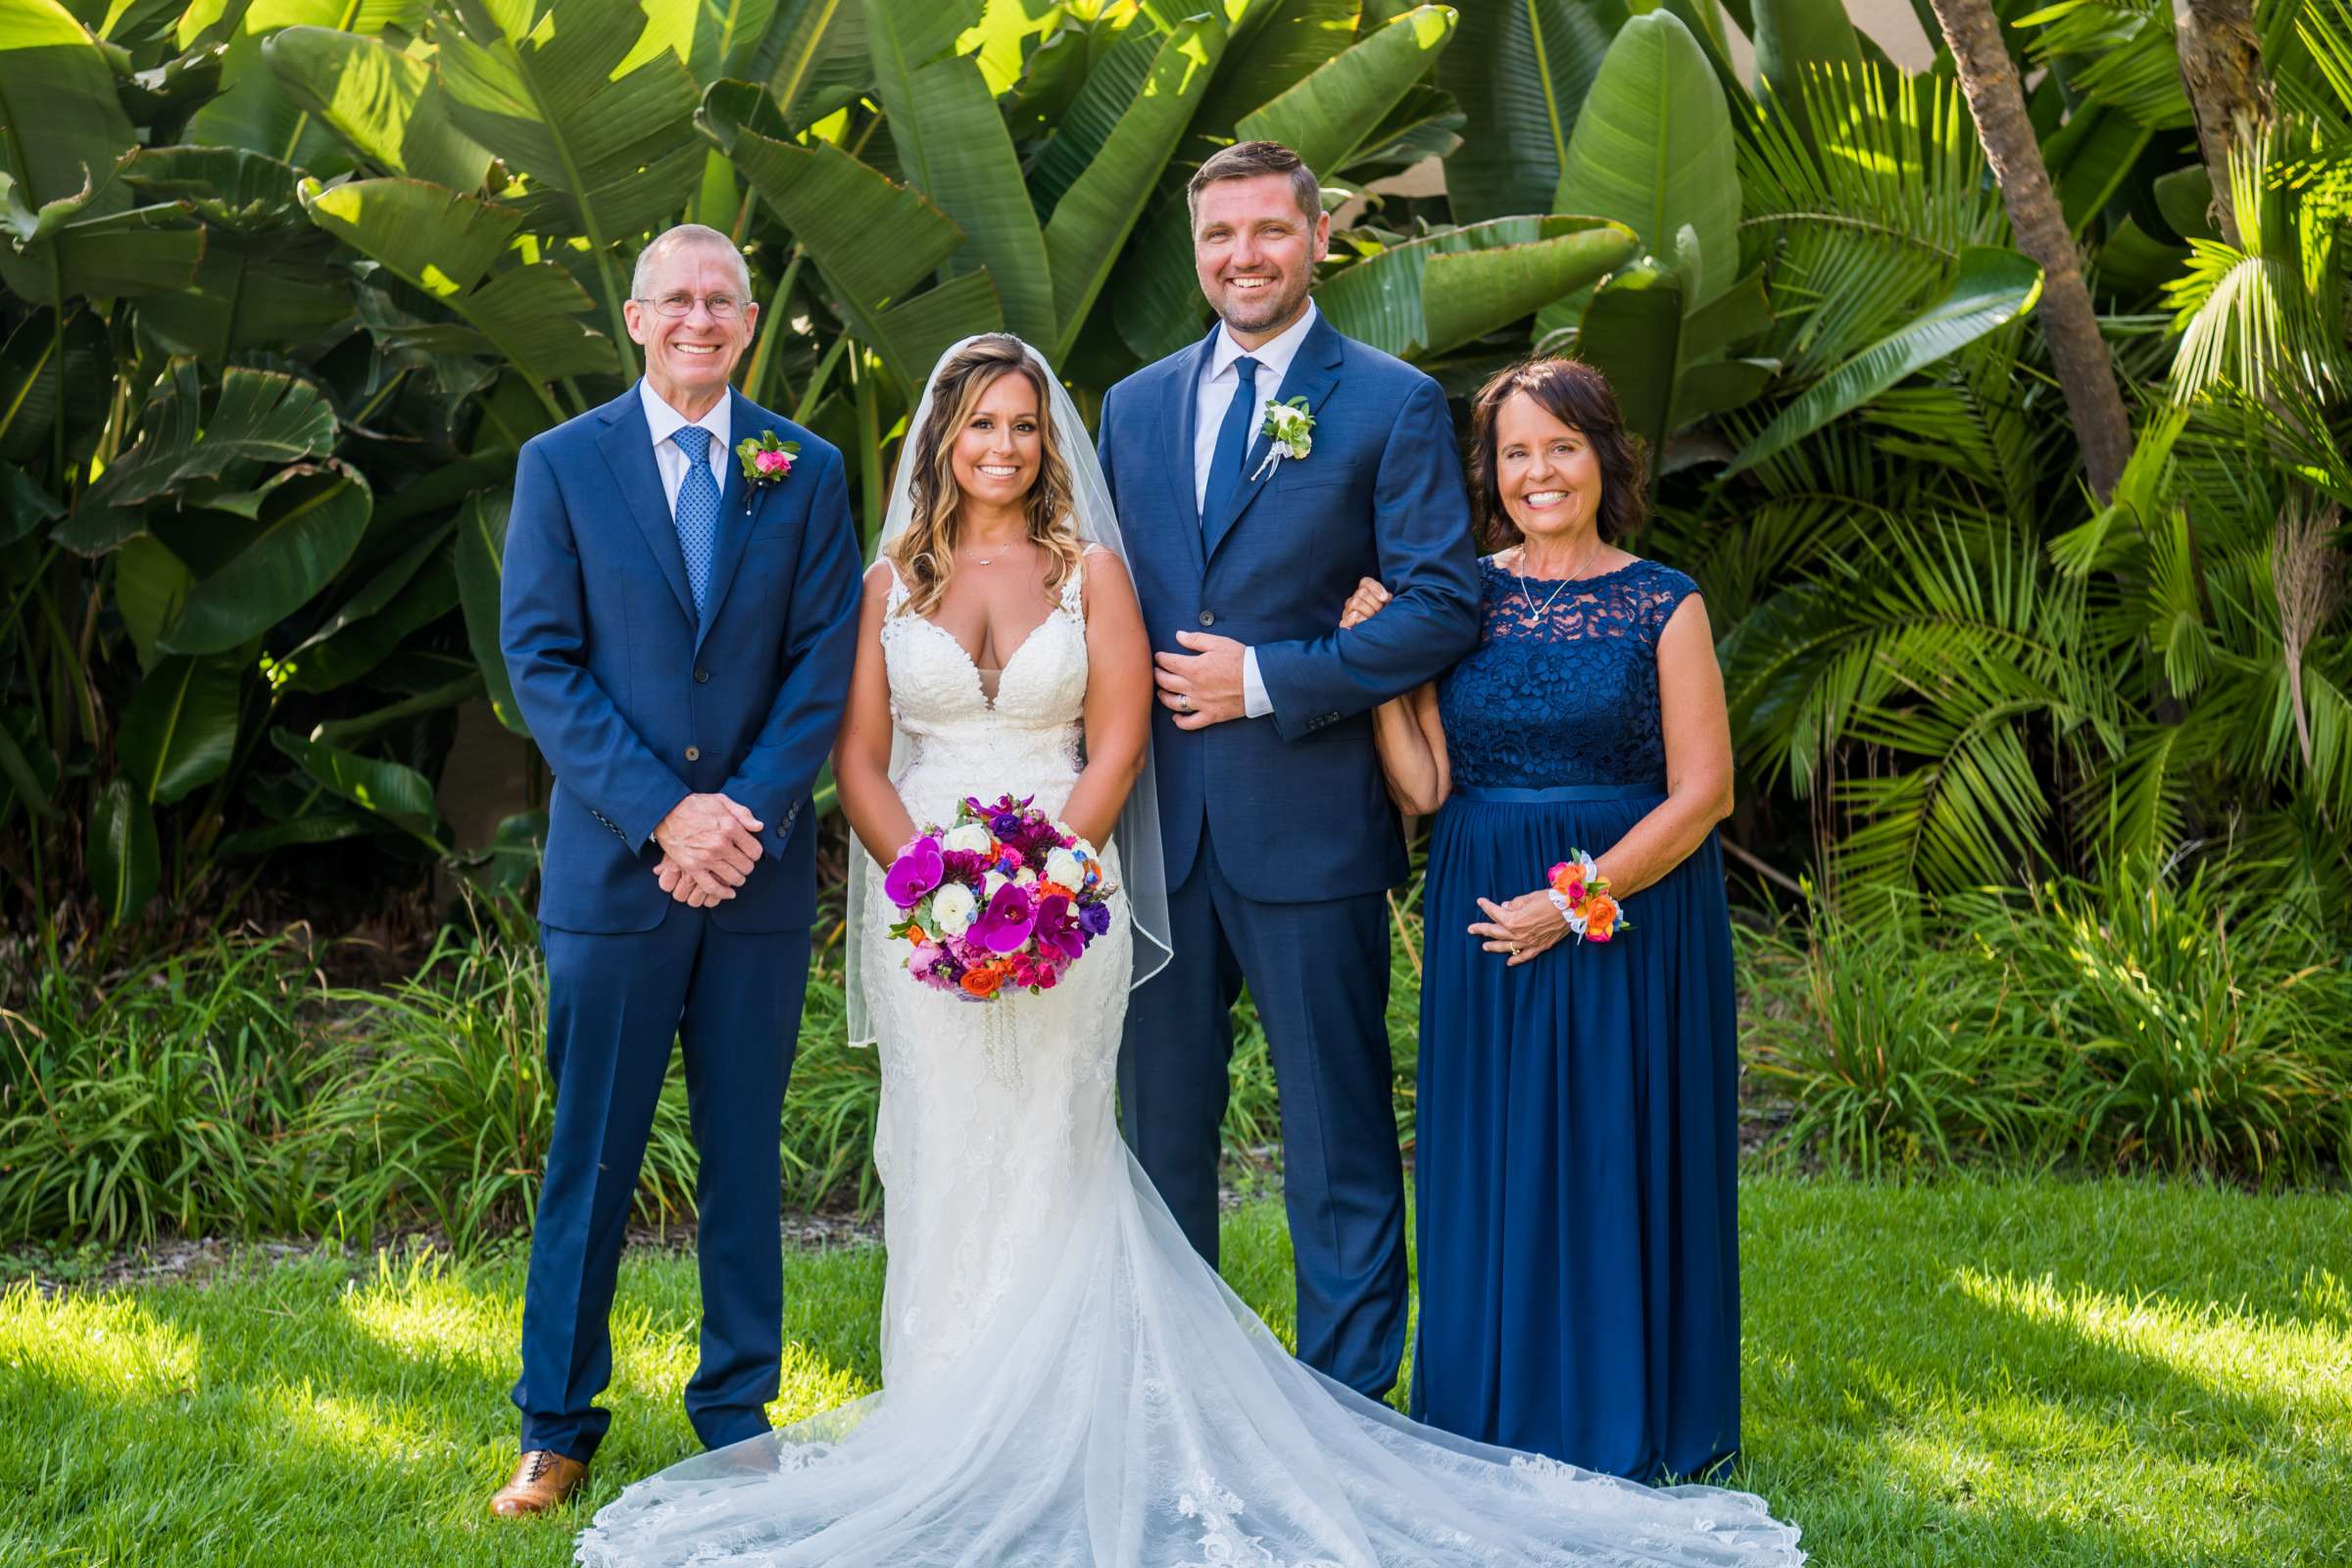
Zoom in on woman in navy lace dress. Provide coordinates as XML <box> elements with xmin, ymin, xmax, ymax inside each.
<box><xmin>1342</xmin><ymin>359</ymin><xmax>1740</xmax><ymax>1484</ymax></box>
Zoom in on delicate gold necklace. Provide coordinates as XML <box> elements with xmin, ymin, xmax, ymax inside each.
<box><xmin>1510</xmin><ymin>540</ymin><xmax>1606</xmax><ymax>626</ymax></box>
<box><xmin>964</xmin><ymin>538</ymin><xmax>1026</xmax><ymax>567</ymax></box>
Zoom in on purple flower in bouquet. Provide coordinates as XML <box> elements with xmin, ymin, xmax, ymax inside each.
<box><xmin>941</xmin><ymin>848</ymin><xmax>991</xmax><ymax>881</ymax></box>
<box><xmin>971</xmin><ymin>882</ymin><xmax>1039</xmax><ymax>954</ymax></box>
<box><xmin>1033</xmin><ymin>894</ymin><xmax>1085</xmax><ymax>962</ymax></box>
<box><xmin>990</xmin><ymin>808</ymin><xmax>1026</xmax><ymax>840</ymax></box>
<box><xmin>884</xmin><ymin>835</ymin><xmax>945</xmax><ymax>907</ymax></box>
<box><xmin>1078</xmin><ymin>900</ymin><xmax>1112</xmax><ymax>939</ymax></box>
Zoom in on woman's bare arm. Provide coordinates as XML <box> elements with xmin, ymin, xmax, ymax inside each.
<box><xmin>1342</xmin><ymin>577</ymin><xmax>1450</xmax><ymax>814</ymax></box>
<box><xmin>1591</xmin><ymin>595</ymin><xmax>1734</xmax><ymax>897</ymax></box>
<box><xmin>833</xmin><ymin>564</ymin><xmax>920</xmax><ymax>864</ymax></box>
<box><xmin>1061</xmin><ymin>549</ymin><xmax>1152</xmax><ymax>848</ymax></box>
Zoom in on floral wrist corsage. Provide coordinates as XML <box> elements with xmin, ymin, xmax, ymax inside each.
<box><xmin>1545</xmin><ymin>852</ymin><xmax>1626</xmax><ymax>943</ymax></box>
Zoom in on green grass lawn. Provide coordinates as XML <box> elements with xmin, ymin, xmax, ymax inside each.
<box><xmin>4</xmin><ymin>1176</ymin><xmax>2346</xmax><ymax>1566</ymax></box>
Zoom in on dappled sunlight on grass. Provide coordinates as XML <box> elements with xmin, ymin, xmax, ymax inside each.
<box><xmin>0</xmin><ymin>1280</ymin><xmax>201</xmax><ymax>1398</ymax></box>
<box><xmin>1955</xmin><ymin>1265</ymin><xmax>2352</xmax><ymax>1420</ymax></box>
<box><xmin>339</xmin><ymin>1258</ymin><xmax>521</xmax><ymax>1381</ymax></box>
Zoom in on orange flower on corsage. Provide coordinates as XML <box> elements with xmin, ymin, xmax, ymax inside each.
<box><xmin>1545</xmin><ymin>852</ymin><xmax>1629</xmax><ymax>944</ymax></box>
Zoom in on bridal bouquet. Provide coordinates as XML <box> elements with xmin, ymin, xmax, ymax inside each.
<box><xmin>881</xmin><ymin>794</ymin><xmax>1115</xmax><ymax>1002</ymax></box>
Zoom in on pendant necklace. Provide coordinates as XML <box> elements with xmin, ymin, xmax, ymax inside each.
<box><xmin>1512</xmin><ymin>541</ymin><xmax>1604</xmax><ymax>627</ymax></box>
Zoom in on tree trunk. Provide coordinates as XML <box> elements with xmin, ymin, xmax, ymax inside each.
<box><xmin>2174</xmin><ymin>0</ymin><xmax>2274</xmax><ymax>248</ymax></box>
<box><xmin>1924</xmin><ymin>0</ymin><xmax>2134</xmax><ymax>500</ymax></box>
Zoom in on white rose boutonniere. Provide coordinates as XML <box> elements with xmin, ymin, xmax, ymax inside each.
<box><xmin>1251</xmin><ymin>396</ymin><xmax>1314</xmax><ymax>481</ymax></box>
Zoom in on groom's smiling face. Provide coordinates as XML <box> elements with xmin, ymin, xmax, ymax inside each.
<box><xmin>1192</xmin><ymin>173</ymin><xmax>1328</xmax><ymax>344</ymax></box>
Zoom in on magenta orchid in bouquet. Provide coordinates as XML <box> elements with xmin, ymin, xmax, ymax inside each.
<box><xmin>882</xmin><ymin>794</ymin><xmax>1116</xmax><ymax>1004</ymax></box>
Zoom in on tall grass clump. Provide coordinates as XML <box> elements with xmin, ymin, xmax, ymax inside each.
<box><xmin>1743</xmin><ymin>858</ymin><xmax>2352</xmax><ymax>1183</ymax></box>
<box><xmin>0</xmin><ymin>930</ymin><xmax>336</xmax><ymax>1244</ymax></box>
<box><xmin>1742</xmin><ymin>891</ymin><xmax>2056</xmax><ymax>1174</ymax></box>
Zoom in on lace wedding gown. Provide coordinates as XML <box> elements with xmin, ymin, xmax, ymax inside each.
<box><xmin>575</xmin><ymin>563</ymin><xmax>1805</xmax><ymax>1567</ymax></box>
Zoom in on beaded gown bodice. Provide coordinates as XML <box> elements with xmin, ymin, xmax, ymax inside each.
<box><xmin>1438</xmin><ymin>557</ymin><xmax>1698</xmax><ymax>792</ymax></box>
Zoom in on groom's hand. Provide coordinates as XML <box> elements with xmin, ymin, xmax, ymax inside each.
<box><xmin>1155</xmin><ymin>632</ymin><xmax>1247</xmax><ymax>729</ymax></box>
<box><xmin>652</xmin><ymin>792</ymin><xmax>765</xmax><ymax>903</ymax></box>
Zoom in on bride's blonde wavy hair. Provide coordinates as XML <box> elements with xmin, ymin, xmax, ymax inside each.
<box><xmin>886</xmin><ymin>335</ymin><xmax>1083</xmax><ymax>617</ymax></box>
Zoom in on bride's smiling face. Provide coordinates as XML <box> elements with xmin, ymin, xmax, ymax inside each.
<box><xmin>952</xmin><ymin>370</ymin><xmax>1044</xmax><ymax>514</ymax></box>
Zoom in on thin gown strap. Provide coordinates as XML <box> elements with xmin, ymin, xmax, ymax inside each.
<box><xmin>1061</xmin><ymin>549</ymin><xmax>1096</xmax><ymax>619</ymax></box>
<box><xmin>881</xmin><ymin>556</ymin><xmax>909</xmax><ymax>614</ymax></box>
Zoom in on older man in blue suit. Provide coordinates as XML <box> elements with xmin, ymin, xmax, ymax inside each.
<box><xmin>492</xmin><ymin>223</ymin><xmax>860</xmax><ymax>1515</ymax></box>
<box><xmin>1098</xmin><ymin>142</ymin><xmax>1481</xmax><ymax>1399</ymax></box>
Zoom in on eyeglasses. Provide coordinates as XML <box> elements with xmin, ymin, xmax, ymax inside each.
<box><xmin>637</xmin><ymin>292</ymin><xmax>746</xmax><ymax>319</ymax></box>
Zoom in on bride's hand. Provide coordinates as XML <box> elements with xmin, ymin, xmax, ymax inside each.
<box><xmin>1340</xmin><ymin>577</ymin><xmax>1392</xmax><ymax>629</ymax></box>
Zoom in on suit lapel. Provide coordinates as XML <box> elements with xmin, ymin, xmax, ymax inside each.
<box><xmin>597</xmin><ymin>388</ymin><xmax>697</xmax><ymax>628</ymax></box>
<box><xmin>694</xmin><ymin>391</ymin><xmax>766</xmax><ymax>654</ymax></box>
<box><xmin>1204</xmin><ymin>312</ymin><xmax>1345</xmax><ymax>565</ymax></box>
<box><xmin>1162</xmin><ymin>326</ymin><xmax>1216</xmax><ymax>581</ymax></box>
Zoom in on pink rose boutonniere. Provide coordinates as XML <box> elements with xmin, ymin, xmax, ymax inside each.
<box><xmin>735</xmin><ymin>429</ymin><xmax>800</xmax><ymax>487</ymax></box>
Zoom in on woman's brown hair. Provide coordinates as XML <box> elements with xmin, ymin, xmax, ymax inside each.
<box><xmin>1466</xmin><ymin>358</ymin><xmax>1649</xmax><ymax>552</ymax></box>
<box><xmin>886</xmin><ymin>335</ymin><xmax>1083</xmax><ymax>616</ymax></box>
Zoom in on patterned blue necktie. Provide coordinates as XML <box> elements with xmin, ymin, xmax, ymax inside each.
<box><xmin>1201</xmin><ymin>355</ymin><xmax>1260</xmax><ymax>533</ymax></box>
<box><xmin>669</xmin><ymin>424</ymin><xmax>720</xmax><ymax>619</ymax></box>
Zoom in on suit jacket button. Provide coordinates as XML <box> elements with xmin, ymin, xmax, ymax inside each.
<box><xmin>694</xmin><ymin>667</ymin><xmax>710</xmax><ymax>683</ymax></box>
<box><xmin>1198</xmin><ymin>611</ymin><xmax>1215</xmax><ymax>627</ymax></box>
<box><xmin>685</xmin><ymin>745</ymin><xmax>701</xmax><ymax>761</ymax></box>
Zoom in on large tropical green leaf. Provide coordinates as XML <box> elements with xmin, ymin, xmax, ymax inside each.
<box><xmin>756</xmin><ymin>0</ymin><xmax>870</xmax><ymax>128</ymax></box>
<box><xmin>1188</xmin><ymin>0</ymin><xmax>1356</xmax><ymax>142</ymax></box>
<box><xmin>1727</xmin><ymin>246</ymin><xmax>2045</xmax><ymax>474</ymax></box>
<box><xmin>271</xmin><ymin>726</ymin><xmax>443</xmax><ymax>840</ymax></box>
<box><xmin>88</xmin><ymin>777</ymin><xmax>160</xmax><ymax>923</ymax></box>
<box><xmin>1572</xmin><ymin>256</ymin><xmax>1684</xmax><ymax>462</ymax></box>
<box><xmin>185</xmin><ymin>0</ymin><xmax>433</xmax><ymax>175</ymax></box>
<box><xmin>61</xmin><ymin>364</ymin><xmax>339</xmax><ymax>555</ymax></box>
<box><xmin>861</xmin><ymin>0</ymin><xmax>982</xmax><ymax>189</ymax></box>
<box><xmin>892</xmin><ymin>52</ymin><xmax>1054</xmax><ymax>346</ymax></box>
<box><xmin>1550</xmin><ymin>11</ymin><xmax>1739</xmax><ymax>311</ymax></box>
<box><xmin>160</xmin><ymin>463</ymin><xmax>373</xmax><ymax>655</ymax></box>
<box><xmin>0</xmin><ymin>0</ymin><xmax>206</xmax><ymax>302</ymax></box>
<box><xmin>118</xmin><ymin>654</ymin><xmax>244</xmax><ymax>804</ymax></box>
<box><xmin>1315</xmin><ymin>215</ymin><xmax>1637</xmax><ymax>361</ymax></box>
<box><xmin>120</xmin><ymin>146</ymin><xmax>358</xmax><ymax>359</ymax></box>
<box><xmin>455</xmin><ymin>488</ymin><xmax>529</xmax><ymax>734</ymax></box>
<box><xmin>1237</xmin><ymin>4</ymin><xmax>1457</xmax><ymax>178</ymax></box>
<box><xmin>301</xmin><ymin>177</ymin><xmax>615</xmax><ymax>398</ymax></box>
<box><xmin>1439</xmin><ymin>0</ymin><xmax>1626</xmax><ymax>223</ymax></box>
<box><xmin>283</xmin><ymin>539</ymin><xmax>458</xmax><ymax>690</ymax></box>
<box><xmin>717</xmin><ymin>122</ymin><xmax>993</xmax><ymax>399</ymax></box>
<box><xmin>265</xmin><ymin>24</ymin><xmax>497</xmax><ymax>188</ymax></box>
<box><xmin>1748</xmin><ymin>0</ymin><xmax>1864</xmax><ymax>149</ymax></box>
<box><xmin>433</xmin><ymin>0</ymin><xmax>707</xmax><ymax>367</ymax></box>
<box><xmin>1041</xmin><ymin>16</ymin><xmax>1219</xmax><ymax>362</ymax></box>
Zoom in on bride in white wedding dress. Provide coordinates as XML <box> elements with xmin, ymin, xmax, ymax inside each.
<box><xmin>573</xmin><ymin>337</ymin><xmax>1804</xmax><ymax>1567</ymax></box>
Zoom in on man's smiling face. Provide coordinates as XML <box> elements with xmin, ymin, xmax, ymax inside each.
<box><xmin>1192</xmin><ymin>172</ymin><xmax>1328</xmax><ymax>343</ymax></box>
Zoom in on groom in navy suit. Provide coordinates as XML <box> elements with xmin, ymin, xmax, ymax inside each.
<box><xmin>492</xmin><ymin>224</ymin><xmax>860</xmax><ymax>1514</ymax></box>
<box><xmin>1099</xmin><ymin>142</ymin><xmax>1480</xmax><ymax>1398</ymax></box>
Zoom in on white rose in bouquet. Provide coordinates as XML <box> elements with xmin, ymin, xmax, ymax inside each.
<box><xmin>983</xmin><ymin>870</ymin><xmax>1009</xmax><ymax>897</ymax></box>
<box><xmin>943</xmin><ymin>822</ymin><xmax>993</xmax><ymax>855</ymax></box>
<box><xmin>1044</xmin><ymin>848</ymin><xmax>1086</xmax><ymax>890</ymax></box>
<box><xmin>928</xmin><ymin>882</ymin><xmax>977</xmax><ymax>936</ymax></box>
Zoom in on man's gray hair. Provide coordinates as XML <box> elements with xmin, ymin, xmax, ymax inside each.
<box><xmin>631</xmin><ymin>223</ymin><xmax>754</xmax><ymax>300</ymax></box>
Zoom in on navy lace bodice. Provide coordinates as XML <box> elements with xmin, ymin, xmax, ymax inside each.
<box><xmin>1438</xmin><ymin>557</ymin><xmax>1698</xmax><ymax>792</ymax></box>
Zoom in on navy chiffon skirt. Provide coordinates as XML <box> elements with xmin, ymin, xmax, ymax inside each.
<box><xmin>1408</xmin><ymin>783</ymin><xmax>1741</xmax><ymax>1484</ymax></box>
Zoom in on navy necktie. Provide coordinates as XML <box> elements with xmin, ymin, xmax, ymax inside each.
<box><xmin>669</xmin><ymin>424</ymin><xmax>720</xmax><ymax>618</ymax></box>
<box><xmin>1201</xmin><ymin>355</ymin><xmax>1260</xmax><ymax>533</ymax></box>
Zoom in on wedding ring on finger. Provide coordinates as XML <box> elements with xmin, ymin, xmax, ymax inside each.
<box><xmin>1178</xmin><ymin>693</ymin><xmax>1192</xmax><ymax>712</ymax></box>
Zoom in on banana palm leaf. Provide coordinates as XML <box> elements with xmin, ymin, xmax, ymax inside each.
<box><xmin>455</xmin><ymin>488</ymin><xmax>529</xmax><ymax>735</ymax></box>
<box><xmin>1548</xmin><ymin>11</ymin><xmax>1739</xmax><ymax>318</ymax></box>
<box><xmin>1238</xmin><ymin>4</ymin><xmax>1457</xmax><ymax>177</ymax></box>
<box><xmin>271</xmin><ymin>727</ymin><xmax>443</xmax><ymax>843</ymax></box>
<box><xmin>432</xmin><ymin>0</ymin><xmax>707</xmax><ymax>368</ymax></box>
<box><xmin>119</xmin><ymin>655</ymin><xmax>244</xmax><ymax>804</ymax></box>
<box><xmin>61</xmin><ymin>363</ymin><xmax>339</xmax><ymax>555</ymax></box>
<box><xmin>300</xmin><ymin>176</ymin><xmax>616</xmax><ymax>405</ymax></box>
<box><xmin>1042</xmin><ymin>15</ymin><xmax>1220</xmax><ymax>364</ymax></box>
<box><xmin>265</xmin><ymin>24</ymin><xmax>497</xmax><ymax>188</ymax></box>
<box><xmin>1315</xmin><ymin>216</ymin><xmax>1637</xmax><ymax>361</ymax></box>
<box><xmin>1439</xmin><ymin>0</ymin><xmax>1627</xmax><ymax>223</ymax></box>
<box><xmin>159</xmin><ymin>463</ymin><xmax>373</xmax><ymax>656</ymax></box>
<box><xmin>88</xmin><ymin>777</ymin><xmax>160</xmax><ymax>924</ymax></box>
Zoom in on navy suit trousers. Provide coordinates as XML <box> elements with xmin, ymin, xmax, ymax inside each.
<box><xmin>514</xmin><ymin>911</ymin><xmax>809</xmax><ymax>1461</ymax></box>
<box><xmin>1117</xmin><ymin>837</ymin><xmax>1409</xmax><ymax>1399</ymax></box>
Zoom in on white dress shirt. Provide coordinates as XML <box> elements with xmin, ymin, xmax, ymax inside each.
<box><xmin>639</xmin><ymin>378</ymin><xmax>731</xmax><ymax>517</ymax></box>
<box><xmin>1194</xmin><ymin>300</ymin><xmax>1320</xmax><ymax>720</ymax></box>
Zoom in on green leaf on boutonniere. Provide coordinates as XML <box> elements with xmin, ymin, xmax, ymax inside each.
<box><xmin>737</xmin><ymin>428</ymin><xmax>802</xmax><ymax>485</ymax></box>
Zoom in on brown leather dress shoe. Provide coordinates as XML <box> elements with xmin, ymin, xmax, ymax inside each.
<box><xmin>489</xmin><ymin>1449</ymin><xmax>588</xmax><ymax>1517</ymax></box>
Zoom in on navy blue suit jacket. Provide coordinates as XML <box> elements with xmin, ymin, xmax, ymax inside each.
<box><xmin>1098</xmin><ymin>314</ymin><xmax>1480</xmax><ymax>902</ymax></box>
<box><xmin>500</xmin><ymin>383</ymin><xmax>861</xmax><ymax>933</ymax></box>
